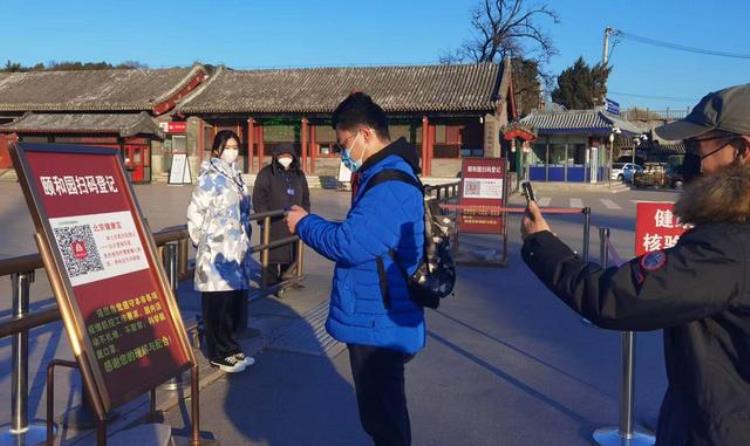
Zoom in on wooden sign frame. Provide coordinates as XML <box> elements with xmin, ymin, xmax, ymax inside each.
<box><xmin>9</xmin><ymin>143</ymin><xmax>195</xmax><ymax>418</ymax></box>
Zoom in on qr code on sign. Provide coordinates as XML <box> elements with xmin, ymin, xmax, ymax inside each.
<box><xmin>464</xmin><ymin>179</ymin><xmax>481</xmax><ymax>196</ymax></box>
<box><xmin>53</xmin><ymin>225</ymin><xmax>104</xmax><ymax>278</ymax></box>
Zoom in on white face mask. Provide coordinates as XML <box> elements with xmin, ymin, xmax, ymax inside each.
<box><xmin>278</xmin><ymin>157</ymin><xmax>293</xmax><ymax>169</ymax></box>
<box><xmin>221</xmin><ymin>148</ymin><xmax>239</xmax><ymax>164</ymax></box>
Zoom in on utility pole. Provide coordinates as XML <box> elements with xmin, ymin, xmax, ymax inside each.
<box><xmin>602</xmin><ymin>27</ymin><xmax>614</xmax><ymax>65</ymax></box>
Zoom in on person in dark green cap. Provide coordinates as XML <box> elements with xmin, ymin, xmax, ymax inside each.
<box><xmin>520</xmin><ymin>84</ymin><xmax>750</xmax><ymax>445</ymax></box>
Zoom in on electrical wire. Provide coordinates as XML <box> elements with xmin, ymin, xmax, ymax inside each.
<box><xmin>615</xmin><ymin>30</ymin><xmax>750</xmax><ymax>60</ymax></box>
<box><xmin>607</xmin><ymin>90</ymin><xmax>697</xmax><ymax>103</ymax></box>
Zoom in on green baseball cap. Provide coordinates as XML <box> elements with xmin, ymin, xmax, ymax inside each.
<box><xmin>655</xmin><ymin>83</ymin><xmax>750</xmax><ymax>140</ymax></box>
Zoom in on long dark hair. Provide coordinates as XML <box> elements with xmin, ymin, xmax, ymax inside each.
<box><xmin>211</xmin><ymin>130</ymin><xmax>240</xmax><ymax>158</ymax></box>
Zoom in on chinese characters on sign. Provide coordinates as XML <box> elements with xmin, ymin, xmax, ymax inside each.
<box><xmin>635</xmin><ymin>202</ymin><xmax>689</xmax><ymax>256</ymax></box>
<box><xmin>39</xmin><ymin>175</ymin><xmax>118</xmax><ymax>196</ymax></box>
<box><xmin>466</xmin><ymin>165</ymin><xmax>502</xmax><ymax>174</ymax></box>
<box><xmin>86</xmin><ymin>291</ymin><xmax>172</xmax><ymax>374</ymax></box>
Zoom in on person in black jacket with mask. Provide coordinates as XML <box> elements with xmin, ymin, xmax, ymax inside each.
<box><xmin>252</xmin><ymin>144</ymin><xmax>311</xmax><ymax>293</ymax></box>
<box><xmin>522</xmin><ymin>84</ymin><xmax>750</xmax><ymax>445</ymax></box>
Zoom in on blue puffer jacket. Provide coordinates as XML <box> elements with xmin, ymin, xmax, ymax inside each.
<box><xmin>296</xmin><ymin>138</ymin><xmax>425</xmax><ymax>354</ymax></box>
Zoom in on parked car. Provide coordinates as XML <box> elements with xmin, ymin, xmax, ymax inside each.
<box><xmin>666</xmin><ymin>164</ymin><xmax>684</xmax><ymax>189</ymax></box>
<box><xmin>622</xmin><ymin>164</ymin><xmax>644</xmax><ymax>183</ymax></box>
<box><xmin>611</xmin><ymin>162</ymin><xmax>641</xmax><ymax>182</ymax></box>
<box><xmin>633</xmin><ymin>163</ymin><xmax>669</xmax><ymax>188</ymax></box>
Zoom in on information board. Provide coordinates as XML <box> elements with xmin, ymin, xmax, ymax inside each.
<box><xmin>458</xmin><ymin>157</ymin><xmax>506</xmax><ymax>234</ymax></box>
<box><xmin>10</xmin><ymin>143</ymin><xmax>194</xmax><ymax>413</ymax></box>
<box><xmin>168</xmin><ymin>152</ymin><xmax>192</xmax><ymax>185</ymax></box>
<box><xmin>634</xmin><ymin>202</ymin><xmax>688</xmax><ymax>257</ymax></box>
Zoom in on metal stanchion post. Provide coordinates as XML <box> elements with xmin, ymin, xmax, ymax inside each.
<box><xmin>161</xmin><ymin>243</ymin><xmax>186</xmax><ymax>392</ymax></box>
<box><xmin>582</xmin><ymin>207</ymin><xmax>591</xmax><ymax>262</ymax></box>
<box><xmin>178</xmin><ymin>238</ymin><xmax>189</xmax><ymax>279</ymax></box>
<box><xmin>165</xmin><ymin>243</ymin><xmax>178</xmax><ymax>297</ymax></box>
<box><xmin>579</xmin><ymin>207</ymin><xmax>595</xmax><ymax>325</ymax></box>
<box><xmin>296</xmin><ymin>240</ymin><xmax>304</xmax><ymax>279</ymax></box>
<box><xmin>261</xmin><ymin>216</ymin><xmax>271</xmax><ymax>289</ymax></box>
<box><xmin>593</xmin><ymin>228</ymin><xmax>655</xmax><ymax>446</ymax></box>
<box><xmin>0</xmin><ymin>271</ymin><xmax>47</xmax><ymax>446</ymax></box>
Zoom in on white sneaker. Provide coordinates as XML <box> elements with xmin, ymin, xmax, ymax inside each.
<box><xmin>210</xmin><ymin>355</ymin><xmax>246</xmax><ymax>373</ymax></box>
<box><xmin>234</xmin><ymin>352</ymin><xmax>256</xmax><ymax>367</ymax></box>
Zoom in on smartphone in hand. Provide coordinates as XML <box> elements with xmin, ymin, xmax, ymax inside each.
<box><xmin>521</xmin><ymin>181</ymin><xmax>536</xmax><ymax>204</ymax></box>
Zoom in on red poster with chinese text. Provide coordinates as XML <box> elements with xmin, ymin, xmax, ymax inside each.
<box><xmin>635</xmin><ymin>202</ymin><xmax>688</xmax><ymax>257</ymax></box>
<box><xmin>14</xmin><ymin>144</ymin><xmax>191</xmax><ymax>410</ymax></box>
<box><xmin>458</xmin><ymin>158</ymin><xmax>505</xmax><ymax>234</ymax></box>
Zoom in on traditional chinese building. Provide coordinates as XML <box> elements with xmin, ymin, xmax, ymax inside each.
<box><xmin>0</xmin><ymin>60</ymin><xmax>515</xmax><ymax>184</ymax></box>
<box><xmin>0</xmin><ymin>65</ymin><xmax>208</xmax><ymax>182</ymax></box>
<box><xmin>176</xmin><ymin>60</ymin><xmax>515</xmax><ymax>181</ymax></box>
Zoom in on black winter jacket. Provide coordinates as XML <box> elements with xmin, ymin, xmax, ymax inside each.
<box><xmin>522</xmin><ymin>163</ymin><xmax>750</xmax><ymax>446</ymax></box>
<box><xmin>252</xmin><ymin>147</ymin><xmax>310</xmax><ymax>264</ymax></box>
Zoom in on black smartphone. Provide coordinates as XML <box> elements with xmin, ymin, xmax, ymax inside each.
<box><xmin>521</xmin><ymin>181</ymin><xmax>536</xmax><ymax>204</ymax></box>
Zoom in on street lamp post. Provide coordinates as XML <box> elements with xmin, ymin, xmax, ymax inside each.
<box><xmin>608</xmin><ymin>127</ymin><xmax>621</xmax><ymax>187</ymax></box>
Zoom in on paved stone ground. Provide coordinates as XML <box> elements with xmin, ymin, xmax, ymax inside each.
<box><xmin>0</xmin><ymin>182</ymin><xmax>675</xmax><ymax>445</ymax></box>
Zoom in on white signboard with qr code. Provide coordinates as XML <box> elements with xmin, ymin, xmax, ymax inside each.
<box><xmin>48</xmin><ymin>210</ymin><xmax>149</xmax><ymax>286</ymax></box>
<box><xmin>463</xmin><ymin>178</ymin><xmax>504</xmax><ymax>199</ymax></box>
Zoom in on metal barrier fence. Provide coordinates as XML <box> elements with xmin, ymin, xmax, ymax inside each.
<box><xmin>0</xmin><ymin>208</ymin><xmax>304</xmax><ymax>445</ymax></box>
<box><xmin>424</xmin><ymin>181</ymin><xmax>460</xmax><ymax>203</ymax></box>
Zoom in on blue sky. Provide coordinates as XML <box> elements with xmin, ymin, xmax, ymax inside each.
<box><xmin>4</xmin><ymin>0</ymin><xmax>748</xmax><ymax>110</ymax></box>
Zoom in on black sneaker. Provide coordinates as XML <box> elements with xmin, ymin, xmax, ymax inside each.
<box><xmin>210</xmin><ymin>355</ymin><xmax>246</xmax><ymax>373</ymax></box>
<box><xmin>233</xmin><ymin>352</ymin><xmax>256</xmax><ymax>367</ymax></box>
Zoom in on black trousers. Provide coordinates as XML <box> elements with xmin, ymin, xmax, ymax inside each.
<box><xmin>348</xmin><ymin>344</ymin><xmax>413</xmax><ymax>446</ymax></box>
<box><xmin>264</xmin><ymin>258</ymin><xmax>299</xmax><ymax>286</ymax></box>
<box><xmin>201</xmin><ymin>290</ymin><xmax>243</xmax><ymax>361</ymax></box>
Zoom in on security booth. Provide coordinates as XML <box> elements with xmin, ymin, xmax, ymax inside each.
<box><xmin>518</xmin><ymin>108</ymin><xmax>643</xmax><ymax>183</ymax></box>
<box><xmin>500</xmin><ymin>122</ymin><xmax>537</xmax><ymax>190</ymax></box>
<box><xmin>0</xmin><ymin>112</ymin><xmax>165</xmax><ymax>184</ymax></box>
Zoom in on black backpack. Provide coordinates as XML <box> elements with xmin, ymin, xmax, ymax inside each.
<box><xmin>362</xmin><ymin>169</ymin><xmax>456</xmax><ymax>309</ymax></box>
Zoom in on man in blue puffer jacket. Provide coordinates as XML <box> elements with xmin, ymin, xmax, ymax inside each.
<box><xmin>286</xmin><ymin>92</ymin><xmax>424</xmax><ymax>446</ymax></box>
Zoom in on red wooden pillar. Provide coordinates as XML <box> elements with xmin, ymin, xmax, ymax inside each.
<box><xmin>247</xmin><ymin>117</ymin><xmax>255</xmax><ymax>173</ymax></box>
<box><xmin>310</xmin><ymin>124</ymin><xmax>317</xmax><ymax>174</ymax></box>
<box><xmin>301</xmin><ymin>117</ymin><xmax>308</xmax><ymax>173</ymax></box>
<box><xmin>427</xmin><ymin>124</ymin><xmax>436</xmax><ymax>177</ymax></box>
<box><xmin>421</xmin><ymin>116</ymin><xmax>429</xmax><ymax>176</ymax></box>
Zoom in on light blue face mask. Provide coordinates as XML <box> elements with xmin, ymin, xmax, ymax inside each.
<box><xmin>341</xmin><ymin>134</ymin><xmax>365</xmax><ymax>172</ymax></box>
<box><xmin>341</xmin><ymin>148</ymin><xmax>360</xmax><ymax>172</ymax></box>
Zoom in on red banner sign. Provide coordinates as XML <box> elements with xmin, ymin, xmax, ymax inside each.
<box><xmin>167</xmin><ymin>121</ymin><xmax>187</xmax><ymax>133</ymax></box>
<box><xmin>11</xmin><ymin>143</ymin><xmax>192</xmax><ymax>411</ymax></box>
<box><xmin>634</xmin><ymin>202</ymin><xmax>688</xmax><ymax>257</ymax></box>
<box><xmin>458</xmin><ymin>158</ymin><xmax>506</xmax><ymax>234</ymax></box>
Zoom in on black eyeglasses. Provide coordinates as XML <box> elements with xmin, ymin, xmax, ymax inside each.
<box><xmin>334</xmin><ymin>133</ymin><xmax>357</xmax><ymax>153</ymax></box>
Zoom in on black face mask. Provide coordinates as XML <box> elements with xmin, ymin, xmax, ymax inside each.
<box><xmin>682</xmin><ymin>152</ymin><xmax>702</xmax><ymax>184</ymax></box>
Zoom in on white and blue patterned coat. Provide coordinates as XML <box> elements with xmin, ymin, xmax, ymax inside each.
<box><xmin>187</xmin><ymin>158</ymin><xmax>253</xmax><ymax>292</ymax></box>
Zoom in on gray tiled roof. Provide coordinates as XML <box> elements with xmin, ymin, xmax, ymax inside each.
<box><xmin>520</xmin><ymin>109</ymin><xmax>644</xmax><ymax>135</ymax></box>
<box><xmin>0</xmin><ymin>112</ymin><xmax>165</xmax><ymax>138</ymax></box>
<box><xmin>178</xmin><ymin>63</ymin><xmax>505</xmax><ymax>114</ymax></box>
<box><xmin>0</xmin><ymin>65</ymin><xmax>206</xmax><ymax>113</ymax></box>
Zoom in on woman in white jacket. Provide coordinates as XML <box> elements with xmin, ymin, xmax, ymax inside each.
<box><xmin>186</xmin><ymin>130</ymin><xmax>254</xmax><ymax>373</ymax></box>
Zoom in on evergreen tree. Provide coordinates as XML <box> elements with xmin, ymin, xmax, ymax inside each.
<box><xmin>551</xmin><ymin>57</ymin><xmax>611</xmax><ymax>109</ymax></box>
